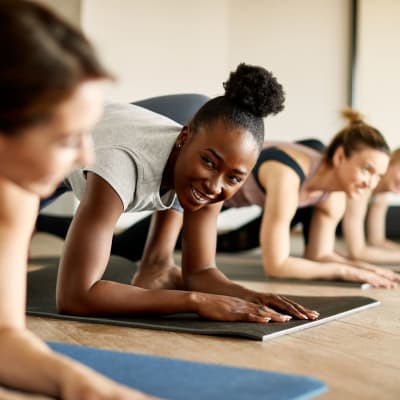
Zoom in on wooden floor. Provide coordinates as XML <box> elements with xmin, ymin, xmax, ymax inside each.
<box><xmin>7</xmin><ymin>233</ymin><xmax>400</xmax><ymax>399</ymax></box>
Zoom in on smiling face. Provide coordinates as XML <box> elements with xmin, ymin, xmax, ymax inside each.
<box><xmin>173</xmin><ymin>120</ymin><xmax>259</xmax><ymax>212</ymax></box>
<box><xmin>0</xmin><ymin>80</ymin><xmax>105</xmax><ymax>197</ymax></box>
<box><xmin>334</xmin><ymin>146</ymin><xmax>390</xmax><ymax>198</ymax></box>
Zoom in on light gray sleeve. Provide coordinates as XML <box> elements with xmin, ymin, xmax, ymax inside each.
<box><xmin>84</xmin><ymin>147</ymin><xmax>138</xmax><ymax>211</ymax></box>
<box><xmin>171</xmin><ymin>196</ymin><xmax>183</xmax><ymax>213</ymax></box>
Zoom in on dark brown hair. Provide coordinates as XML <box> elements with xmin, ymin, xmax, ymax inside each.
<box><xmin>324</xmin><ymin>108</ymin><xmax>390</xmax><ymax>165</ymax></box>
<box><xmin>0</xmin><ymin>0</ymin><xmax>112</xmax><ymax>134</ymax></box>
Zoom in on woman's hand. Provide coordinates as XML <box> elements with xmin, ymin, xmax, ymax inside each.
<box><xmin>244</xmin><ymin>292</ymin><xmax>320</xmax><ymax>321</ymax></box>
<box><xmin>193</xmin><ymin>293</ymin><xmax>271</xmax><ymax>323</ymax></box>
<box><xmin>192</xmin><ymin>292</ymin><xmax>319</xmax><ymax>323</ymax></box>
<box><xmin>370</xmin><ymin>265</ymin><xmax>400</xmax><ymax>284</ymax></box>
<box><xmin>343</xmin><ymin>265</ymin><xmax>398</xmax><ymax>288</ymax></box>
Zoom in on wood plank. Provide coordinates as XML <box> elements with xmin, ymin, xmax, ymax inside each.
<box><xmin>22</xmin><ymin>233</ymin><xmax>400</xmax><ymax>400</ymax></box>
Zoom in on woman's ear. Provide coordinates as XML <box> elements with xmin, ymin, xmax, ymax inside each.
<box><xmin>176</xmin><ymin>125</ymin><xmax>191</xmax><ymax>148</ymax></box>
<box><xmin>332</xmin><ymin>145</ymin><xmax>345</xmax><ymax>167</ymax></box>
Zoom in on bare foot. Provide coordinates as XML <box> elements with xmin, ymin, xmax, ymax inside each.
<box><xmin>131</xmin><ymin>265</ymin><xmax>184</xmax><ymax>290</ymax></box>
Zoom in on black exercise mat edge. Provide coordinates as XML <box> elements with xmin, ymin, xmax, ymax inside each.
<box><xmin>27</xmin><ymin>255</ymin><xmax>380</xmax><ymax>341</ymax></box>
<box><xmin>30</xmin><ymin>255</ymin><xmax>373</xmax><ymax>289</ymax></box>
<box><xmin>27</xmin><ymin>299</ymin><xmax>380</xmax><ymax>342</ymax></box>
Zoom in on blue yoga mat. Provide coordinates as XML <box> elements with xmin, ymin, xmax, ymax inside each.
<box><xmin>49</xmin><ymin>342</ymin><xmax>327</xmax><ymax>400</ymax></box>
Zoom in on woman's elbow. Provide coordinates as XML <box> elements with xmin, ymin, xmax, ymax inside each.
<box><xmin>56</xmin><ymin>286</ymin><xmax>91</xmax><ymax>316</ymax></box>
<box><xmin>263</xmin><ymin>261</ymin><xmax>285</xmax><ymax>278</ymax></box>
<box><xmin>346</xmin><ymin>246</ymin><xmax>364</xmax><ymax>260</ymax></box>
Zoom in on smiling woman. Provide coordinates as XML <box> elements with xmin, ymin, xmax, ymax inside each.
<box><xmin>171</xmin><ymin>118</ymin><xmax>258</xmax><ymax>211</ymax></box>
<box><xmin>44</xmin><ymin>63</ymin><xmax>319</xmax><ymax>324</ymax></box>
<box><xmin>213</xmin><ymin>109</ymin><xmax>399</xmax><ymax>288</ymax></box>
<box><xmin>126</xmin><ymin>108</ymin><xmax>398</xmax><ymax>291</ymax></box>
<box><xmin>0</xmin><ymin>1</ymin><xmax>157</xmax><ymax>399</ymax></box>
<box><xmin>342</xmin><ymin>146</ymin><xmax>400</xmax><ymax>264</ymax></box>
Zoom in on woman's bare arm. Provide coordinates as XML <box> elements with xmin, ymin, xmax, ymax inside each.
<box><xmin>57</xmin><ymin>172</ymin><xmax>201</xmax><ymax>316</ymax></box>
<box><xmin>307</xmin><ymin>193</ymin><xmax>399</xmax><ymax>287</ymax></box>
<box><xmin>253</xmin><ymin>165</ymin><xmax>398</xmax><ymax>288</ymax></box>
<box><xmin>56</xmin><ymin>173</ymin><xmax>288</xmax><ymax>322</ymax></box>
<box><xmin>343</xmin><ymin>192</ymin><xmax>400</xmax><ymax>263</ymax></box>
<box><xmin>367</xmin><ymin>193</ymin><xmax>400</xmax><ymax>253</ymax></box>
<box><xmin>132</xmin><ymin>209</ymin><xmax>184</xmax><ymax>289</ymax></box>
<box><xmin>180</xmin><ymin>200</ymin><xmax>318</xmax><ymax>321</ymax></box>
<box><xmin>0</xmin><ymin>180</ymin><xmax>154</xmax><ymax>399</ymax></box>
<box><xmin>257</xmin><ymin>164</ymin><xmax>347</xmax><ymax>280</ymax></box>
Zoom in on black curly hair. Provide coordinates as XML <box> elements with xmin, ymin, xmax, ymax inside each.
<box><xmin>190</xmin><ymin>63</ymin><xmax>285</xmax><ymax>151</ymax></box>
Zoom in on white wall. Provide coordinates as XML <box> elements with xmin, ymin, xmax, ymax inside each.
<box><xmin>355</xmin><ymin>0</ymin><xmax>400</xmax><ymax>149</ymax></box>
<box><xmin>36</xmin><ymin>0</ymin><xmax>81</xmax><ymax>25</ymax></box>
<box><xmin>81</xmin><ymin>0</ymin><xmax>350</xmax><ymax>145</ymax></box>
<box><xmin>81</xmin><ymin>0</ymin><xmax>230</xmax><ymax>101</ymax></box>
<box><xmin>228</xmin><ymin>0</ymin><xmax>350</xmax><ymax>143</ymax></box>
<box><xmin>39</xmin><ymin>0</ymin><xmax>352</xmax><ymax>223</ymax></box>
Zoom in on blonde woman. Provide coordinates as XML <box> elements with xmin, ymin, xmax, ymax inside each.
<box><xmin>343</xmin><ymin>148</ymin><xmax>400</xmax><ymax>264</ymax></box>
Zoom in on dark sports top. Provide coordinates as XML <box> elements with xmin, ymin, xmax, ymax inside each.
<box><xmin>224</xmin><ymin>141</ymin><xmax>329</xmax><ymax>209</ymax></box>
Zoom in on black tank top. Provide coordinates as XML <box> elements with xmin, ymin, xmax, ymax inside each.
<box><xmin>252</xmin><ymin>147</ymin><xmax>305</xmax><ymax>191</ymax></box>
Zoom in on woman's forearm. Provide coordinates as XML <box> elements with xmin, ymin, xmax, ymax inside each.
<box><xmin>380</xmin><ymin>239</ymin><xmax>400</xmax><ymax>252</ymax></box>
<box><xmin>0</xmin><ymin>326</ymin><xmax>157</xmax><ymax>399</ymax></box>
<box><xmin>0</xmin><ymin>327</ymin><xmax>68</xmax><ymax>397</ymax></box>
<box><xmin>57</xmin><ymin>279</ymin><xmax>201</xmax><ymax>316</ymax></box>
<box><xmin>348</xmin><ymin>243</ymin><xmax>400</xmax><ymax>264</ymax></box>
<box><xmin>268</xmin><ymin>254</ymin><xmax>398</xmax><ymax>288</ymax></box>
<box><xmin>183</xmin><ymin>267</ymin><xmax>252</xmax><ymax>298</ymax></box>
<box><xmin>264</xmin><ymin>255</ymin><xmax>346</xmax><ymax>281</ymax></box>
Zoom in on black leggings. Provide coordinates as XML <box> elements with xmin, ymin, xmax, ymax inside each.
<box><xmin>37</xmin><ymin>180</ymin><xmax>153</xmax><ymax>261</ymax></box>
<box><xmin>36</xmin><ymin>206</ymin><xmax>314</xmax><ymax>260</ymax></box>
<box><xmin>215</xmin><ymin>206</ymin><xmax>314</xmax><ymax>253</ymax></box>
<box><xmin>36</xmin><ymin>213</ymin><xmax>152</xmax><ymax>262</ymax></box>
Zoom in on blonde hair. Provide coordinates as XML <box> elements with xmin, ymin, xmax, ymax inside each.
<box><xmin>324</xmin><ymin>108</ymin><xmax>390</xmax><ymax>165</ymax></box>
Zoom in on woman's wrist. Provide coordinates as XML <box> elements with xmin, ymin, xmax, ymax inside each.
<box><xmin>338</xmin><ymin>264</ymin><xmax>350</xmax><ymax>281</ymax></box>
<box><xmin>187</xmin><ymin>291</ymin><xmax>206</xmax><ymax>314</ymax></box>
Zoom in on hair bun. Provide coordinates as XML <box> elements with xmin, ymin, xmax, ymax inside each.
<box><xmin>342</xmin><ymin>108</ymin><xmax>364</xmax><ymax>125</ymax></box>
<box><xmin>223</xmin><ymin>63</ymin><xmax>285</xmax><ymax>118</ymax></box>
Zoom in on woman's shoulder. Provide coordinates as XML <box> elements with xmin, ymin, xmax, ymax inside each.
<box><xmin>262</xmin><ymin>141</ymin><xmax>320</xmax><ymax>168</ymax></box>
<box><xmin>102</xmin><ymin>102</ymin><xmax>182</xmax><ymax>128</ymax></box>
<box><xmin>86</xmin><ymin>102</ymin><xmax>181</xmax><ymax>160</ymax></box>
<box><xmin>258</xmin><ymin>141</ymin><xmax>315</xmax><ymax>184</ymax></box>
<box><xmin>0</xmin><ymin>177</ymin><xmax>38</xmax><ymax>223</ymax></box>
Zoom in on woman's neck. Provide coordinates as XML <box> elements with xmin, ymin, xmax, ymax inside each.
<box><xmin>160</xmin><ymin>146</ymin><xmax>179</xmax><ymax>190</ymax></box>
<box><xmin>304</xmin><ymin>160</ymin><xmax>342</xmax><ymax>192</ymax></box>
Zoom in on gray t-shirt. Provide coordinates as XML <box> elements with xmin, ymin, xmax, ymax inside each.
<box><xmin>67</xmin><ymin>102</ymin><xmax>182</xmax><ymax>212</ymax></box>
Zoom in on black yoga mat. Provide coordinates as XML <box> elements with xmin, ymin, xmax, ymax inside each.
<box><xmin>178</xmin><ymin>252</ymin><xmax>372</xmax><ymax>288</ymax></box>
<box><xmin>27</xmin><ymin>256</ymin><xmax>379</xmax><ymax>341</ymax></box>
<box><xmin>218</xmin><ymin>257</ymin><xmax>400</xmax><ymax>284</ymax></box>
